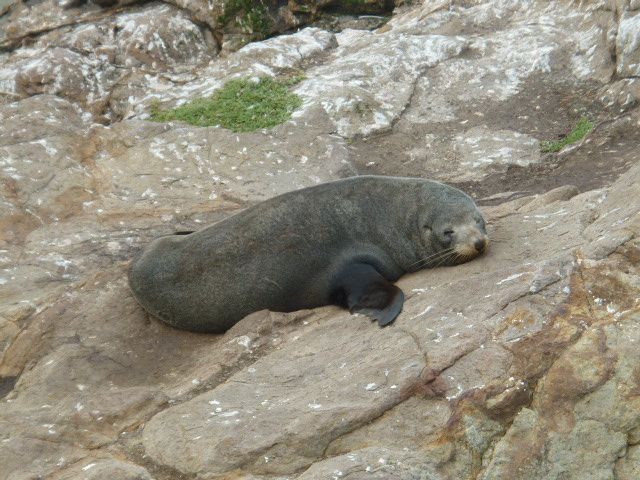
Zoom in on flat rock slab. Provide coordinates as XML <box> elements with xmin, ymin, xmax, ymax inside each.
<box><xmin>137</xmin><ymin>159</ymin><xmax>639</xmax><ymax>477</ymax></box>
<box><xmin>92</xmin><ymin>113</ymin><xmax>352</xmax><ymax>214</ymax></box>
<box><xmin>51</xmin><ymin>458</ymin><xmax>154</xmax><ymax>480</ymax></box>
<box><xmin>348</xmin><ymin>0</ymin><xmax>619</xmax><ymax>181</ymax></box>
<box><xmin>295</xmin><ymin>30</ymin><xmax>467</xmax><ymax>137</ymax></box>
<box><xmin>1</xmin><ymin>1</ymin><xmax>640</xmax><ymax>479</ymax></box>
<box><xmin>142</xmin><ymin>318</ymin><xmax>425</xmax><ymax>475</ymax></box>
<box><xmin>297</xmin><ymin>447</ymin><xmax>442</xmax><ymax>480</ymax></box>
<box><xmin>451</xmin><ymin>126</ymin><xmax>540</xmax><ymax>181</ymax></box>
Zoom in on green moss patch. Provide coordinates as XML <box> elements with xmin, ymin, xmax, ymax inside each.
<box><xmin>150</xmin><ymin>77</ymin><xmax>303</xmax><ymax>132</ymax></box>
<box><xmin>541</xmin><ymin>117</ymin><xmax>595</xmax><ymax>153</ymax></box>
<box><xmin>218</xmin><ymin>0</ymin><xmax>272</xmax><ymax>37</ymax></box>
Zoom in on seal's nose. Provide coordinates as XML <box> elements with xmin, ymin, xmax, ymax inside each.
<box><xmin>474</xmin><ymin>238</ymin><xmax>486</xmax><ymax>253</ymax></box>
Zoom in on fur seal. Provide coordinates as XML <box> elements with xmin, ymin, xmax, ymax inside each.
<box><xmin>128</xmin><ymin>176</ymin><xmax>488</xmax><ymax>333</ymax></box>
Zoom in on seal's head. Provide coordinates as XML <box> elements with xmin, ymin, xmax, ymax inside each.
<box><xmin>414</xmin><ymin>183</ymin><xmax>489</xmax><ymax>269</ymax></box>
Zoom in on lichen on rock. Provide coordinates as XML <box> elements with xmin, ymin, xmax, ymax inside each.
<box><xmin>1</xmin><ymin>1</ymin><xmax>640</xmax><ymax>479</ymax></box>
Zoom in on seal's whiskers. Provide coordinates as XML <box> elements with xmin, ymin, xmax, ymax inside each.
<box><xmin>408</xmin><ymin>248</ymin><xmax>455</xmax><ymax>270</ymax></box>
<box><xmin>433</xmin><ymin>251</ymin><xmax>458</xmax><ymax>268</ymax></box>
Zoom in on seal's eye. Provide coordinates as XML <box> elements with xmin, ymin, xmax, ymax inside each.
<box><xmin>442</xmin><ymin>228</ymin><xmax>454</xmax><ymax>246</ymax></box>
<box><xmin>423</xmin><ymin>224</ymin><xmax>432</xmax><ymax>231</ymax></box>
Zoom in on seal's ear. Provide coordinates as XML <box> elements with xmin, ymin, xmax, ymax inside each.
<box><xmin>333</xmin><ymin>263</ymin><xmax>405</xmax><ymax>327</ymax></box>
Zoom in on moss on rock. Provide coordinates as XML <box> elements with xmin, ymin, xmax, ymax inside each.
<box><xmin>218</xmin><ymin>0</ymin><xmax>273</xmax><ymax>37</ymax></box>
<box><xmin>149</xmin><ymin>77</ymin><xmax>303</xmax><ymax>132</ymax></box>
<box><xmin>541</xmin><ymin>117</ymin><xmax>595</xmax><ymax>153</ymax></box>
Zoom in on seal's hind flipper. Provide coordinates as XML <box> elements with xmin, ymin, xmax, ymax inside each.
<box><xmin>333</xmin><ymin>263</ymin><xmax>405</xmax><ymax>327</ymax></box>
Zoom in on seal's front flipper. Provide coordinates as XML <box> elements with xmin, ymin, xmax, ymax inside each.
<box><xmin>334</xmin><ymin>263</ymin><xmax>405</xmax><ymax>327</ymax></box>
<box><xmin>354</xmin><ymin>286</ymin><xmax>404</xmax><ymax>327</ymax></box>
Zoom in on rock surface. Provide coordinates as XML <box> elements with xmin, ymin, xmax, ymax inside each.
<box><xmin>0</xmin><ymin>0</ymin><xmax>400</xmax><ymax>52</ymax></box>
<box><xmin>1</xmin><ymin>1</ymin><xmax>640</xmax><ymax>479</ymax></box>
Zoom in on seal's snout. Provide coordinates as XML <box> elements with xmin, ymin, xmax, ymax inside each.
<box><xmin>448</xmin><ymin>222</ymin><xmax>488</xmax><ymax>263</ymax></box>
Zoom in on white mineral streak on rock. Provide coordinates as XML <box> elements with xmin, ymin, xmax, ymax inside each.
<box><xmin>410</xmin><ymin>305</ymin><xmax>434</xmax><ymax>320</ymax></box>
<box><xmin>496</xmin><ymin>273</ymin><xmax>527</xmax><ymax>285</ymax></box>
<box><xmin>617</xmin><ymin>12</ymin><xmax>640</xmax><ymax>77</ymax></box>
<box><xmin>452</xmin><ymin>127</ymin><xmax>540</xmax><ymax>181</ymax></box>
<box><xmin>295</xmin><ymin>32</ymin><xmax>467</xmax><ymax>137</ymax></box>
<box><xmin>1</xmin><ymin>1</ymin><xmax>640</xmax><ymax>480</ymax></box>
<box><xmin>571</xmin><ymin>24</ymin><xmax>614</xmax><ymax>81</ymax></box>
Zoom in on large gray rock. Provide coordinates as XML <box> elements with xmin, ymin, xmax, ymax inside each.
<box><xmin>136</xmin><ymin>159</ymin><xmax>640</xmax><ymax>477</ymax></box>
<box><xmin>294</xmin><ymin>30</ymin><xmax>468</xmax><ymax>137</ymax></box>
<box><xmin>0</xmin><ymin>0</ymin><xmax>392</xmax><ymax>53</ymax></box>
<box><xmin>1</xmin><ymin>1</ymin><xmax>640</xmax><ymax>479</ymax></box>
<box><xmin>450</xmin><ymin>126</ymin><xmax>540</xmax><ymax>181</ymax></box>
<box><xmin>12</xmin><ymin>47</ymin><xmax>118</xmax><ymax>116</ymax></box>
<box><xmin>617</xmin><ymin>12</ymin><xmax>640</xmax><ymax>77</ymax></box>
<box><xmin>0</xmin><ymin>3</ymin><xmax>216</xmax><ymax>119</ymax></box>
<box><xmin>343</xmin><ymin>0</ymin><xmax>618</xmax><ymax>180</ymax></box>
<box><xmin>89</xmin><ymin>112</ymin><xmax>352</xmax><ymax>212</ymax></box>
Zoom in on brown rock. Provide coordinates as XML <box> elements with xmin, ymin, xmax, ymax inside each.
<box><xmin>1</xmin><ymin>1</ymin><xmax>640</xmax><ymax>479</ymax></box>
<box><xmin>142</xmin><ymin>318</ymin><xmax>425</xmax><ymax>475</ymax></box>
<box><xmin>52</xmin><ymin>458</ymin><xmax>154</xmax><ymax>480</ymax></box>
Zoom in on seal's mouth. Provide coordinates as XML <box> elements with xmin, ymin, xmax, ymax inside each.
<box><xmin>410</xmin><ymin>230</ymin><xmax>489</xmax><ymax>270</ymax></box>
<box><xmin>452</xmin><ymin>235</ymin><xmax>489</xmax><ymax>264</ymax></box>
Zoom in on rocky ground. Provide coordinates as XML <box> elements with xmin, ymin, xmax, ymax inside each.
<box><xmin>1</xmin><ymin>0</ymin><xmax>640</xmax><ymax>479</ymax></box>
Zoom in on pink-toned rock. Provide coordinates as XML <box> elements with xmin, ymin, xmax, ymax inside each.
<box><xmin>1</xmin><ymin>1</ymin><xmax>640</xmax><ymax>479</ymax></box>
